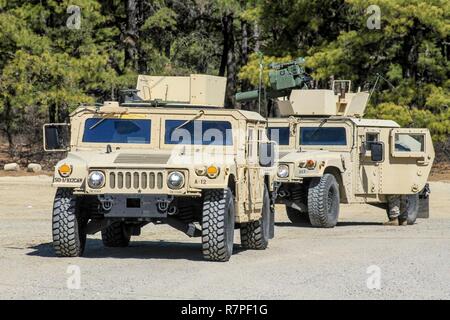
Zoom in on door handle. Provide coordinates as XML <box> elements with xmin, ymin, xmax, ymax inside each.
<box><xmin>416</xmin><ymin>159</ymin><xmax>429</xmax><ymax>166</ymax></box>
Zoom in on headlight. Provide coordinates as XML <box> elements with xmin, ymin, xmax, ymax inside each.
<box><xmin>167</xmin><ymin>171</ymin><xmax>185</xmax><ymax>189</ymax></box>
<box><xmin>88</xmin><ymin>171</ymin><xmax>105</xmax><ymax>189</ymax></box>
<box><xmin>277</xmin><ymin>164</ymin><xmax>289</xmax><ymax>178</ymax></box>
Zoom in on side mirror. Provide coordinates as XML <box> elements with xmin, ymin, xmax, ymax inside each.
<box><xmin>259</xmin><ymin>141</ymin><xmax>277</xmax><ymax>167</ymax></box>
<box><xmin>370</xmin><ymin>142</ymin><xmax>384</xmax><ymax>162</ymax></box>
<box><xmin>43</xmin><ymin>124</ymin><xmax>70</xmax><ymax>151</ymax></box>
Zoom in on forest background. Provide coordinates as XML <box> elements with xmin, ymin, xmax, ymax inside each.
<box><xmin>0</xmin><ymin>0</ymin><xmax>448</xmax><ymax>164</ymax></box>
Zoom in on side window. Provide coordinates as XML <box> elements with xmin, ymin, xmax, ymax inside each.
<box><xmin>247</xmin><ymin>128</ymin><xmax>254</xmax><ymax>159</ymax></box>
<box><xmin>258</xmin><ymin>128</ymin><xmax>265</xmax><ymax>142</ymax></box>
<box><xmin>365</xmin><ymin>132</ymin><xmax>379</xmax><ymax>149</ymax></box>
<box><xmin>267</xmin><ymin>127</ymin><xmax>290</xmax><ymax>145</ymax></box>
<box><xmin>247</xmin><ymin>127</ymin><xmax>259</xmax><ymax>163</ymax></box>
<box><xmin>395</xmin><ymin>133</ymin><xmax>425</xmax><ymax>152</ymax></box>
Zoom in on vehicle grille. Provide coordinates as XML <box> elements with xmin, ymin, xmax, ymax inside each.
<box><xmin>107</xmin><ymin>170</ymin><xmax>166</xmax><ymax>190</ymax></box>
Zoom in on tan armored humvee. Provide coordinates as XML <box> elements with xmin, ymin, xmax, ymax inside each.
<box><xmin>43</xmin><ymin>74</ymin><xmax>276</xmax><ymax>262</ymax></box>
<box><xmin>268</xmin><ymin>81</ymin><xmax>435</xmax><ymax>227</ymax></box>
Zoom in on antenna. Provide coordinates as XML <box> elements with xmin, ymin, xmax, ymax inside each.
<box><xmin>257</xmin><ymin>51</ymin><xmax>264</xmax><ymax>115</ymax></box>
<box><xmin>368</xmin><ymin>73</ymin><xmax>395</xmax><ymax>103</ymax></box>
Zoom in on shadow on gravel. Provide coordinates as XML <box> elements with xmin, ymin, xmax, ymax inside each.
<box><xmin>27</xmin><ymin>239</ymin><xmax>246</xmax><ymax>261</ymax></box>
<box><xmin>275</xmin><ymin>221</ymin><xmax>383</xmax><ymax>228</ymax></box>
<box><xmin>275</xmin><ymin>222</ymin><xmax>312</xmax><ymax>228</ymax></box>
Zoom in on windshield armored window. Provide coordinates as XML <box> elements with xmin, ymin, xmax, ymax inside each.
<box><xmin>164</xmin><ymin>120</ymin><xmax>232</xmax><ymax>145</ymax></box>
<box><xmin>300</xmin><ymin>127</ymin><xmax>346</xmax><ymax>146</ymax></box>
<box><xmin>82</xmin><ymin>118</ymin><xmax>151</xmax><ymax>144</ymax></box>
<box><xmin>267</xmin><ymin>127</ymin><xmax>290</xmax><ymax>145</ymax></box>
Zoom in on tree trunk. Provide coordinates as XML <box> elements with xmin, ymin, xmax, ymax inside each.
<box><xmin>223</xmin><ymin>13</ymin><xmax>236</xmax><ymax>108</ymax></box>
<box><xmin>49</xmin><ymin>103</ymin><xmax>56</xmax><ymax>124</ymax></box>
<box><xmin>125</xmin><ymin>0</ymin><xmax>139</xmax><ymax>71</ymax></box>
<box><xmin>3</xmin><ymin>104</ymin><xmax>13</xmax><ymax>152</ymax></box>
<box><xmin>219</xmin><ymin>14</ymin><xmax>231</xmax><ymax>77</ymax></box>
<box><xmin>137</xmin><ymin>0</ymin><xmax>148</xmax><ymax>74</ymax></box>
<box><xmin>253</xmin><ymin>21</ymin><xmax>260</xmax><ymax>53</ymax></box>
<box><xmin>241</xmin><ymin>20</ymin><xmax>249</xmax><ymax>67</ymax></box>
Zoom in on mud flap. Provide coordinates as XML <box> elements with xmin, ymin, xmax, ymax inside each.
<box><xmin>418</xmin><ymin>183</ymin><xmax>430</xmax><ymax>219</ymax></box>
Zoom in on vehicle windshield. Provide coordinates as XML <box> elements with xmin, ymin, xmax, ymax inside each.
<box><xmin>82</xmin><ymin>118</ymin><xmax>151</xmax><ymax>144</ymax></box>
<box><xmin>300</xmin><ymin>127</ymin><xmax>346</xmax><ymax>145</ymax></box>
<box><xmin>164</xmin><ymin>120</ymin><xmax>232</xmax><ymax>145</ymax></box>
<box><xmin>267</xmin><ymin>127</ymin><xmax>290</xmax><ymax>145</ymax></box>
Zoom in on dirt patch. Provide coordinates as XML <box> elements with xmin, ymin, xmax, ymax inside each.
<box><xmin>0</xmin><ymin>170</ymin><xmax>53</xmax><ymax>177</ymax></box>
<box><xmin>430</xmin><ymin>162</ymin><xmax>450</xmax><ymax>182</ymax></box>
<box><xmin>0</xmin><ymin>141</ymin><xmax>62</xmax><ymax>171</ymax></box>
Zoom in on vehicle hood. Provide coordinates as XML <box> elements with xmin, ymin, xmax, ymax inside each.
<box><xmin>61</xmin><ymin>149</ymin><xmax>236</xmax><ymax>168</ymax></box>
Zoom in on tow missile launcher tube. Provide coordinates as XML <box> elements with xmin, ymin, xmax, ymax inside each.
<box><xmin>235</xmin><ymin>57</ymin><xmax>311</xmax><ymax>104</ymax></box>
<box><xmin>235</xmin><ymin>89</ymin><xmax>260</xmax><ymax>103</ymax></box>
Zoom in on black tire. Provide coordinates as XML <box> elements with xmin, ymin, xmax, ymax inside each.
<box><xmin>101</xmin><ymin>221</ymin><xmax>131</xmax><ymax>247</ymax></box>
<box><xmin>307</xmin><ymin>174</ymin><xmax>340</xmax><ymax>228</ymax></box>
<box><xmin>201</xmin><ymin>188</ymin><xmax>235</xmax><ymax>262</ymax></box>
<box><xmin>241</xmin><ymin>186</ymin><xmax>272</xmax><ymax>250</ymax></box>
<box><xmin>52</xmin><ymin>188</ymin><xmax>86</xmax><ymax>257</ymax></box>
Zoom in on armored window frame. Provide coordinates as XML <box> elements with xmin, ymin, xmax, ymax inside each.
<box><xmin>365</xmin><ymin>132</ymin><xmax>379</xmax><ymax>150</ymax></box>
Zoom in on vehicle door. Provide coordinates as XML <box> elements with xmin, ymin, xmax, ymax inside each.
<box><xmin>381</xmin><ymin>128</ymin><xmax>435</xmax><ymax>194</ymax></box>
<box><xmin>246</xmin><ymin>124</ymin><xmax>263</xmax><ymax>213</ymax></box>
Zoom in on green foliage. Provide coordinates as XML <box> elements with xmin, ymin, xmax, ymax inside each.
<box><xmin>0</xmin><ymin>0</ymin><xmax>448</xmax><ymax>149</ymax></box>
<box><xmin>240</xmin><ymin>0</ymin><xmax>449</xmax><ymax>141</ymax></box>
<box><xmin>366</xmin><ymin>103</ymin><xmax>413</xmax><ymax>127</ymax></box>
<box><xmin>238</xmin><ymin>53</ymin><xmax>295</xmax><ymax>86</ymax></box>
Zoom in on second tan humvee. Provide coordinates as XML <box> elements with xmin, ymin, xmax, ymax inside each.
<box><xmin>268</xmin><ymin>81</ymin><xmax>435</xmax><ymax>227</ymax></box>
<box><xmin>44</xmin><ymin>74</ymin><xmax>276</xmax><ymax>262</ymax></box>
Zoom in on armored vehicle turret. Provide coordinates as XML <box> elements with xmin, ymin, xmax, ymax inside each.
<box><xmin>43</xmin><ymin>74</ymin><xmax>276</xmax><ymax>261</ymax></box>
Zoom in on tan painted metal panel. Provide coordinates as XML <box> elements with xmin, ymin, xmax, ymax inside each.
<box><xmin>289</xmin><ymin>89</ymin><xmax>338</xmax><ymax>116</ymax></box>
<box><xmin>136</xmin><ymin>75</ymin><xmax>191</xmax><ymax>102</ymax></box>
<box><xmin>190</xmin><ymin>74</ymin><xmax>226</xmax><ymax>107</ymax></box>
<box><xmin>136</xmin><ymin>74</ymin><xmax>226</xmax><ymax>107</ymax></box>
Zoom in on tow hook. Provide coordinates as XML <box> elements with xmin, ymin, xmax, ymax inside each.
<box><xmin>157</xmin><ymin>196</ymin><xmax>174</xmax><ymax>213</ymax></box>
<box><xmin>278</xmin><ymin>188</ymin><xmax>291</xmax><ymax>198</ymax></box>
<box><xmin>98</xmin><ymin>195</ymin><xmax>113</xmax><ymax>211</ymax></box>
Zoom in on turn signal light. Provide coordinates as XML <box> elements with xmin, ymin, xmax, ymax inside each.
<box><xmin>58</xmin><ymin>164</ymin><xmax>72</xmax><ymax>177</ymax></box>
<box><xmin>206</xmin><ymin>165</ymin><xmax>220</xmax><ymax>178</ymax></box>
<box><xmin>305</xmin><ymin>160</ymin><xmax>316</xmax><ymax>170</ymax></box>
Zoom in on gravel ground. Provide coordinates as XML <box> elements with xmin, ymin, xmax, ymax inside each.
<box><xmin>0</xmin><ymin>176</ymin><xmax>448</xmax><ymax>300</ymax></box>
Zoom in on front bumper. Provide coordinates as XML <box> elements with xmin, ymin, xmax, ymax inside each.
<box><xmin>98</xmin><ymin>194</ymin><xmax>175</xmax><ymax>219</ymax></box>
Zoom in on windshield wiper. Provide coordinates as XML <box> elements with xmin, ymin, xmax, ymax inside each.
<box><xmin>89</xmin><ymin>117</ymin><xmax>107</xmax><ymax>130</ymax></box>
<box><xmin>308</xmin><ymin>118</ymin><xmax>328</xmax><ymax>140</ymax></box>
<box><xmin>174</xmin><ymin>110</ymin><xmax>205</xmax><ymax>131</ymax></box>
